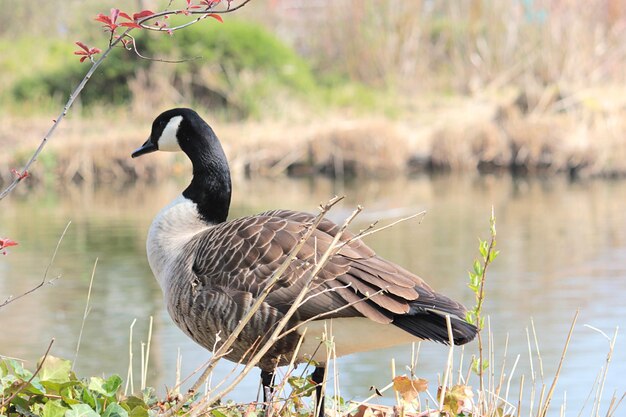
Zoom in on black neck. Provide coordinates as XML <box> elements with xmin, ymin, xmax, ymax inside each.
<box><xmin>180</xmin><ymin>119</ymin><xmax>232</xmax><ymax>224</ymax></box>
<box><xmin>183</xmin><ymin>167</ymin><xmax>231</xmax><ymax>224</ymax></box>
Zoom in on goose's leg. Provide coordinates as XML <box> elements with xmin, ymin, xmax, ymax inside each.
<box><xmin>261</xmin><ymin>370</ymin><xmax>275</xmax><ymax>410</ymax></box>
<box><xmin>312</xmin><ymin>366</ymin><xmax>325</xmax><ymax>417</ymax></box>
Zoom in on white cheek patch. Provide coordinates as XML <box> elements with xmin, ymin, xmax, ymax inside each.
<box><xmin>158</xmin><ymin>115</ymin><xmax>183</xmax><ymax>152</ymax></box>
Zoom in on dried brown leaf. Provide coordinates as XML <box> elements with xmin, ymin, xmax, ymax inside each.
<box><xmin>438</xmin><ymin>384</ymin><xmax>474</xmax><ymax>415</ymax></box>
<box><xmin>392</xmin><ymin>376</ymin><xmax>428</xmax><ymax>402</ymax></box>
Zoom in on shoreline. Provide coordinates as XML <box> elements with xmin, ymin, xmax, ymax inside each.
<box><xmin>1</xmin><ymin>96</ymin><xmax>625</xmax><ymax>187</ymax></box>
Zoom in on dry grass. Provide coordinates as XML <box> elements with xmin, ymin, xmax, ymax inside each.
<box><xmin>1</xmin><ymin>92</ymin><xmax>626</xmax><ymax>189</ymax></box>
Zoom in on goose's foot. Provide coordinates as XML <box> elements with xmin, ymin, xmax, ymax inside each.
<box><xmin>261</xmin><ymin>370</ymin><xmax>275</xmax><ymax>416</ymax></box>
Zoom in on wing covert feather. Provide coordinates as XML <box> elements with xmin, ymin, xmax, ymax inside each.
<box><xmin>189</xmin><ymin>209</ymin><xmax>440</xmax><ymax>323</ymax></box>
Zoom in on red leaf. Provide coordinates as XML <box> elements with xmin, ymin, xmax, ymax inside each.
<box><xmin>119</xmin><ymin>11</ymin><xmax>132</xmax><ymax>21</ymax></box>
<box><xmin>120</xmin><ymin>22</ymin><xmax>142</xmax><ymax>28</ymax></box>
<box><xmin>0</xmin><ymin>238</ymin><xmax>18</xmax><ymax>249</ymax></box>
<box><xmin>95</xmin><ymin>14</ymin><xmax>112</xmax><ymax>25</ymax></box>
<box><xmin>133</xmin><ymin>10</ymin><xmax>155</xmax><ymax>20</ymax></box>
<box><xmin>110</xmin><ymin>8</ymin><xmax>120</xmax><ymax>23</ymax></box>
<box><xmin>95</xmin><ymin>8</ymin><xmax>122</xmax><ymax>32</ymax></box>
<box><xmin>75</xmin><ymin>41</ymin><xmax>90</xmax><ymax>52</ymax></box>
<box><xmin>73</xmin><ymin>42</ymin><xmax>101</xmax><ymax>63</ymax></box>
<box><xmin>208</xmin><ymin>13</ymin><xmax>223</xmax><ymax>23</ymax></box>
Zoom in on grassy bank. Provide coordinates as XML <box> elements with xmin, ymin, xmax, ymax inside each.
<box><xmin>1</xmin><ymin>93</ymin><xmax>626</xmax><ymax>189</ymax></box>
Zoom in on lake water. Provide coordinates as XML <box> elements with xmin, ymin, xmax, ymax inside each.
<box><xmin>1</xmin><ymin>174</ymin><xmax>625</xmax><ymax>415</ymax></box>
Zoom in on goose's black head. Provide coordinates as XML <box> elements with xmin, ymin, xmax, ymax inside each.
<box><xmin>132</xmin><ymin>108</ymin><xmax>214</xmax><ymax>160</ymax></box>
<box><xmin>132</xmin><ymin>108</ymin><xmax>232</xmax><ymax>224</ymax></box>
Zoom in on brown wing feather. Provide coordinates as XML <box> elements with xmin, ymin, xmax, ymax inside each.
<box><xmin>190</xmin><ymin>209</ymin><xmax>437</xmax><ymax>325</ymax></box>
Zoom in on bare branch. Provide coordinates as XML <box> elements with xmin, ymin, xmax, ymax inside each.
<box><xmin>277</xmin><ymin>287</ymin><xmax>386</xmax><ymax>339</ymax></box>
<box><xmin>72</xmin><ymin>258</ymin><xmax>98</xmax><ymax>370</ymax></box>
<box><xmin>0</xmin><ymin>221</ymin><xmax>71</xmax><ymax>309</ymax></box>
<box><xmin>138</xmin><ymin>0</ymin><xmax>253</xmax><ymax>32</ymax></box>
<box><xmin>345</xmin><ymin>210</ymin><xmax>427</xmax><ymax>245</ymax></box>
<box><xmin>125</xmin><ymin>34</ymin><xmax>202</xmax><ymax>63</ymax></box>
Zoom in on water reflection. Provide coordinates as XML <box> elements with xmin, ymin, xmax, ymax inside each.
<box><xmin>1</xmin><ymin>174</ymin><xmax>625</xmax><ymax>412</ymax></box>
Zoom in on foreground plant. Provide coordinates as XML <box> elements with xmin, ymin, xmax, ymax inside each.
<box><xmin>466</xmin><ymin>208</ymin><xmax>498</xmax><ymax>400</ymax></box>
<box><xmin>0</xmin><ymin>354</ymin><xmax>205</xmax><ymax>417</ymax></box>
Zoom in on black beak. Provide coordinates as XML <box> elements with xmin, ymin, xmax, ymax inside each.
<box><xmin>131</xmin><ymin>138</ymin><xmax>158</xmax><ymax>158</ymax></box>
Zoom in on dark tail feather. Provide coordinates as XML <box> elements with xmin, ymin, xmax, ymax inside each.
<box><xmin>392</xmin><ymin>287</ymin><xmax>478</xmax><ymax>345</ymax></box>
<box><xmin>393</xmin><ymin>310</ymin><xmax>477</xmax><ymax>345</ymax></box>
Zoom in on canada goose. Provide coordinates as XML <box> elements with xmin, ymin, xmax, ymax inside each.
<box><xmin>132</xmin><ymin>108</ymin><xmax>477</xmax><ymax>415</ymax></box>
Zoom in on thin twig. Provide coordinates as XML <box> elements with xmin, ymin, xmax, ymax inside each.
<box><xmin>438</xmin><ymin>315</ymin><xmax>454</xmax><ymax>412</ymax></box>
<box><xmin>142</xmin><ymin>316</ymin><xmax>154</xmax><ymax>391</ymax></box>
<box><xmin>585</xmin><ymin>325</ymin><xmax>619</xmax><ymax>417</ymax></box>
<box><xmin>539</xmin><ymin>310</ymin><xmax>579</xmax><ymax>417</ymax></box>
<box><xmin>139</xmin><ymin>0</ymin><xmax>253</xmax><ymax>32</ymax></box>
<box><xmin>0</xmin><ymin>339</ymin><xmax>55</xmax><ymax>409</ymax></box>
<box><xmin>0</xmin><ymin>221</ymin><xmax>71</xmax><ymax>308</ymax></box>
<box><xmin>127</xmin><ymin>34</ymin><xmax>202</xmax><ymax>63</ymax></box>
<box><xmin>73</xmin><ymin>257</ymin><xmax>98</xmax><ymax>370</ymax></box>
<box><xmin>125</xmin><ymin>318</ymin><xmax>137</xmax><ymax>396</ymax></box>
<box><xmin>344</xmin><ymin>210</ymin><xmax>427</xmax><ymax>246</ymax></box>
<box><xmin>607</xmin><ymin>392</ymin><xmax>626</xmax><ymax>417</ymax></box>
<box><xmin>277</xmin><ymin>287</ymin><xmax>385</xmax><ymax>339</ymax></box>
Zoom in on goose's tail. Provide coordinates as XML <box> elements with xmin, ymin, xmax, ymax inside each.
<box><xmin>392</xmin><ymin>287</ymin><xmax>478</xmax><ymax>345</ymax></box>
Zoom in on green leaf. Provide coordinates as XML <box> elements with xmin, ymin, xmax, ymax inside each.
<box><xmin>42</xmin><ymin>379</ymin><xmax>81</xmax><ymax>397</ymax></box>
<box><xmin>81</xmin><ymin>386</ymin><xmax>97</xmax><ymax>408</ymax></box>
<box><xmin>103</xmin><ymin>403</ymin><xmax>129</xmax><ymax>417</ymax></box>
<box><xmin>5</xmin><ymin>359</ymin><xmax>33</xmax><ymax>380</ymax></box>
<box><xmin>89</xmin><ymin>375</ymin><xmax>122</xmax><ymax>397</ymax></box>
<box><xmin>211</xmin><ymin>410</ymin><xmax>229</xmax><ymax>417</ymax></box>
<box><xmin>20</xmin><ymin>379</ymin><xmax>46</xmax><ymax>395</ymax></box>
<box><xmin>1</xmin><ymin>373</ymin><xmax>18</xmax><ymax>391</ymax></box>
<box><xmin>141</xmin><ymin>386</ymin><xmax>157</xmax><ymax>406</ymax></box>
<box><xmin>471</xmin><ymin>358</ymin><xmax>480</xmax><ymax>375</ymax></box>
<box><xmin>66</xmin><ymin>403</ymin><xmax>100</xmax><ymax>417</ymax></box>
<box><xmin>479</xmin><ymin>239</ymin><xmax>488</xmax><ymax>258</ymax></box>
<box><xmin>39</xmin><ymin>356</ymin><xmax>71</xmax><ymax>384</ymax></box>
<box><xmin>122</xmin><ymin>396</ymin><xmax>147</xmax><ymax>410</ymax></box>
<box><xmin>128</xmin><ymin>406</ymin><xmax>149</xmax><ymax>417</ymax></box>
<box><xmin>62</xmin><ymin>395</ymin><xmax>82</xmax><ymax>405</ymax></box>
<box><xmin>288</xmin><ymin>376</ymin><xmax>308</xmax><ymax>390</ymax></box>
<box><xmin>473</xmin><ymin>260</ymin><xmax>482</xmax><ymax>276</ymax></box>
<box><xmin>103</xmin><ymin>375</ymin><xmax>123</xmax><ymax>396</ymax></box>
<box><xmin>14</xmin><ymin>402</ymin><xmax>39</xmax><ymax>417</ymax></box>
<box><xmin>42</xmin><ymin>400</ymin><xmax>68</xmax><ymax>417</ymax></box>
